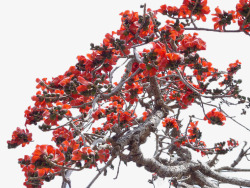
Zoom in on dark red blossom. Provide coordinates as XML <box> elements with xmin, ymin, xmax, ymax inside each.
<box><xmin>31</xmin><ymin>145</ymin><xmax>65</xmax><ymax>177</ymax></box>
<box><xmin>52</xmin><ymin>127</ymin><xmax>74</xmax><ymax>146</ymax></box>
<box><xmin>7</xmin><ymin>128</ymin><xmax>32</xmax><ymax>148</ymax></box>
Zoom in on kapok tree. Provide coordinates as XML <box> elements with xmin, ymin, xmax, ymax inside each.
<box><xmin>8</xmin><ymin>0</ymin><xmax>250</xmax><ymax>187</ymax></box>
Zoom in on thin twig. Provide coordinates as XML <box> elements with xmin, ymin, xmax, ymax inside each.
<box><xmin>86</xmin><ymin>157</ymin><xmax>116</xmax><ymax>188</ymax></box>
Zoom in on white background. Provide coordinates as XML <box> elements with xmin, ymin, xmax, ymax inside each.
<box><xmin>1</xmin><ymin>0</ymin><xmax>250</xmax><ymax>187</ymax></box>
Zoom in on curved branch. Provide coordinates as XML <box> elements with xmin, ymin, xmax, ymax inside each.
<box><xmin>199</xmin><ymin>161</ymin><xmax>250</xmax><ymax>187</ymax></box>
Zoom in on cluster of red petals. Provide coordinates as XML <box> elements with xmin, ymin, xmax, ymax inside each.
<box><xmin>77</xmin><ymin>76</ymin><xmax>93</xmax><ymax>93</ymax></box>
<box><xmin>41</xmin><ymin>102</ymin><xmax>72</xmax><ymax>126</ymax></box>
<box><xmin>36</xmin><ymin>78</ymin><xmax>48</xmax><ymax>91</ymax></box>
<box><xmin>97</xmin><ymin>149</ymin><xmax>110</xmax><ymax>163</ymax></box>
<box><xmin>7</xmin><ymin>127</ymin><xmax>32</xmax><ymax>149</ymax></box>
<box><xmin>142</xmin><ymin>111</ymin><xmax>149</xmax><ymax>121</ymax></box>
<box><xmin>72</xmin><ymin>147</ymin><xmax>110</xmax><ymax>167</ymax></box>
<box><xmin>179</xmin><ymin>33</ymin><xmax>206</xmax><ymax>52</ymax></box>
<box><xmin>212</xmin><ymin>7</ymin><xmax>236</xmax><ymax>31</ymax></box>
<box><xmin>158</xmin><ymin>5</ymin><xmax>180</xmax><ymax>17</ymax></box>
<box><xmin>52</xmin><ymin>127</ymin><xmax>74</xmax><ymax>146</ymax></box>
<box><xmin>32</xmin><ymin>145</ymin><xmax>65</xmax><ymax>165</ymax></box>
<box><xmin>92</xmin><ymin>127</ymin><xmax>103</xmax><ymax>134</ymax></box>
<box><xmin>227</xmin><ymin>60</ymin><xmax>241</xmax><ymax>75</ymax></box>
<box><xmin>162</xmin><ymin>118</ymin><xmax>179</xmax><ymax>130</ymax></box>
<box><xmin>174</xmin><ymin>135</ymin><xmax>188</xmax><ymax>148</ymax></box>
<box><xmin>125</xmin><ymin>82</ymin><xmax>143</xmax><ymax>104</ymax></box>
<box><xmin>22</xmin><ymin>164</ymin><xmax>45</xmax><ymax>188</ymax></box>
<box><xmin>179</xmin><ymin>0</ymin><xmax>210</xmax><ymax>21</ymax></box>
<box><xmin>107</xmin><ymin>110</ymin><xmax>136</xmax><ymax>127</ymax></box>
<box><xmin>196</xmin><ymin>141</ymin><xmax>207</xmax><ymax>156</ymax></box>
<box><xmin>192</xmin><ymin>58</ymin><xmax>216</xmax><ymax>82</ymax></box>
<box><xmin>25</xmin><ymin>106</ymin><xmax>45</xmax><ymax>125</ymax></box>
<box><xmin>109</xmin><ymin>95</ymin><xmax>125</xmax><ymax>108</ymax></box>
<box><xmin>21</xmin><ymin>145</ymin><xmax>65</xmax><ymax>180</ymax></box>
<box><xmin>92</xmin><ymin>107</ymin><xmax>106</xmax><ymax>120</ymax></box>
<box><xmin>227</xmin><ymin>138</ymin><xmax>239</xmax><ymax>149</ymax></box>
<box><xmin>179</xmin><ymin>90</ymin><xmax>195</xmax><ymax>109</ymax></box>
<box><xmin>159</xmin><ymin>20</ymin><xmax>184</xmax><ymax>41</ymax></box>
<box><xmin>72</xmin><ymin>147</ymin><xmax>94</xmax><ymax>161</ymax></box>
<box><xmin>236</xmin><ymin>0</ymin><xmax>250</xmax><ymax>17</ymax></box>
<box><xmin>118</xmin><ymin>10</ymin><xmax>139</xmax><ymax>42</ymax></box>
<box><xmin>59</xmin><ymin>140</ymin><xmax>80</xmax><ymax>154</ymax></box>
<box><xmin>188</xmin><ymin>121</ymin><xmax>201</xmax><ymax>142</ymax></box>
<box><xmin>204</xmin><ymin>108</ymin><xmax>226</xmax><ymax>125</ymax></box>
<box><xmin>236</xmin><ymin>0</ymin><xmax>250</xmax><ymax>32</ymax></box>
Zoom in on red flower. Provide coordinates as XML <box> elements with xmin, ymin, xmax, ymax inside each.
<box><xmin>236</xmin><ymin>0</ymin><xmax>250</xmax><ymax>17</ymax></box>
<box><xmin>52</xmin><ymin>127</ymin><xmax>74</xmax><ymax>146</ymax></box>
<box><xmin>60</xmin><ymin>140</ymin><xmax>80</xmax><ymax>153</ymax></box>
<box><xmin>142</xmin><ymin>111</ymin><xmax>148</xmax><ymax>121</ymax></box>
<box><xmin>158</xmin><ymin>53</ymin><xmax>182</xmax><ymax>71</ymax></box>
<box><xmin>58</xmin><ymin>75</ymin><xmax>74</xmax><ymax>87</ymax></box>
<box><xmin>212</xmin><ymin>7</ymin><xmax>236</xmax><ymax>31</ymax></box>
<box><xmin>125</xmin><ymin>82</ymin><xmax>143</xmax><ymax>104</ymax></box>
<box><xmin>158</xmin><ymin>5</ymin><xmax>180</xmax><ymax>17</ymax></box>
<box><xmin>92</xmin><ymin>107</ymin><xmax>106</xmax><ymax>120</ymax></box>
<box><xmin>227</xmin><ymin>60</ymin><xmax>241</xmax><ymax>75</ymax></box>
<box><xmin>72</xmin><ymin>147</ymin><xmax>94</xmax><ymax>161</ymax></box>
<box><xmin>159</xmin><ymin>20</ymin><xmax>184</xmax><ymax>41</ymax></box>
<box><xmin>162</xmin><ymin>118</ymin><xmax>179</xmax><ymax>130</ymax></box>
<box><xmin>31</xmin><ymin>145</ymin><xmax>65</xmax><ymax>172</ymax></box>
<box><xmin>7</xmin><ymin>128</ymin><xmax>32</xmax><ymax>149</ymax></box>
<box><xmin>25</xmin><ymin>106</ymin><xmax>45</xmax><ymax>125</ymax></box>
<box><xmin>204</xmin><ymin>108</ymin><xmax>226</xmax><ymax>125</ymax></box>
<box><xmin>77</xmin><ymin>76</ymin><xmax>93</xmax><ymax>93</ymax></box>
<box><xmin>179</xmin><ymin>0</ymin><xmax>210</xmax><ymax>21</ymax></box>
<box><xmin>227</xmin><ymin>138</ymin><xmax>239</xmax><ymax>149</ymax></box>
<box><xmin>188</xmin><ymin>121</ymin><xmax>201</xmax><ymax>142</ymax></box>
<box><xmin>179</xmin><ymin>33</ymin><xmax>206</xmax><ymax>52</ymax></box>
<box><xmin>97</xmin><ymin>149</ymin><xmax>110</xmax><ymax>163</ymax></box>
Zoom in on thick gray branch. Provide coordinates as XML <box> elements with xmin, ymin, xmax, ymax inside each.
<box><xmin>199</xmin><ymin>162</ymin><xmax>250</xmax><ymax>187</ymax></box>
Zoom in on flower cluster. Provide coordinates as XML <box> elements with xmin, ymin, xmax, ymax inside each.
<box><xmin>179</xmin><ymin>33</ymin><xmax>206</xmax><ymax>53</ymax></box>
<box><xmin>212</xmin><ymin>7</ymin><xmax>236</xmax><ymax>31</ymax></box>
<box><xmin>162</xmin><ymin>118</ymin><xmax>179</xmax><ymax>130</ymax></box>
<box><xmin>188</xmin><ymin>121</ymin><xmax>201</xmax><ymax>142</ymax></box>
<box><xmin>204</xmin><ymin>108</ymin><xmax>226</xmax><ymax>125</ymax></box>
<box><xmin>7</xmin><ymin>128</ymin><xmax>32</xmax><ymax>149</ymax></box>
<box><xmin>7</xmin><ymin>1</ymin><xmax>250</xmax><ymax>187</ymax></box>
<box><xmin>52</xmin><ymin>127</ymin><xmax>74</xmax><ymax>146</ymax></box>
<box><xmin>180</xmin><ymin>0</ymin><xmax>210</xmax><ymax>21</ymax></box>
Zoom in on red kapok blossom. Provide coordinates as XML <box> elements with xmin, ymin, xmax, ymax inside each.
<box><xmin>7</xmin><ymin>127</ymin><xmax>32</xmax><ymax>149</ymax></box>
<box><xmin>204</xmin><ymin>108</ymin><xmax>226</xmax><ymax>125</ymax></box>
<box><xmin>162</xmin><ymin>118</ymin><xmax>179</xmax><ymax>130</ymax></box>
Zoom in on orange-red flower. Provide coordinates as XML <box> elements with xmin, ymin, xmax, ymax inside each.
<box><xmin>31</xmin><ymin>145</ymin><xmax>65</xmax><ymax>168</ymax></box>
<box><xmin>72</xmin><ymin>147</ymin><xmax>94</xmax><ymax>161</ymax></box>
<box><xmin>227</xmin><ymin>138</ymin><xmax>239</xmax><ymax>149</ymax></box>
<box><xmin>7</xmin><ymin>128</ymin><xmax>32</xmax><ymax>148</ymax></box>
<box><xmin>179</xmin><ymin>33</ymin><xmax>206</xmax><ymax>52</ymax></box>
<box><xmin>162</xmin><ymin>118</ymin><xmax>179</xmax><ymax>130</ymax></box>
<box><xmin>227</xmin><ymin>60</ymin><xmax>241</xmax><ymax>75</ymax></box>
<box><xmin>204</xmin><ymin>108</ymin><xmax>226</xmax><ymax>125</ymax></box>
<box><xmin>158</xmin><ymin>5</ymin><xmax>180</xmax><ymax>17</ymax></box>
<box><xmin>179</xmin><ymin>0</ymin><xmax>210</xmax><ymax>21</ymax></box>
<box><xmin>52</xmin><ymin>127</ymin><xmax>74</xmax><ymax>146</ymax></box>
<box><xmin>188</xmin><ymin>121</ymin><xmax>201</xmax><ymax>142</ymax></box>
<box><xmin>212</xmin><ymin>7</ymin><xmax>236</xmax><ymax>31</ymax></box>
